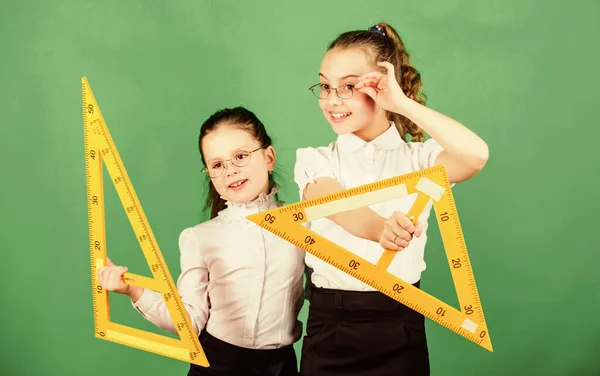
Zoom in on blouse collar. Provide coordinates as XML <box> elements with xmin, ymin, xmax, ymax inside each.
<box><xmin>336</xmin><ymin>122</ymin><xmax>404</xmax><ymax>153</ymax></box>
<box><xmin>217</xmin><ymin>184</ymin><xmax>282</xmax><ymax>221</ymax></box>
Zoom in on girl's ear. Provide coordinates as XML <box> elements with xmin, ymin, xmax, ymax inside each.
<box><xmin>264</xmin><ymin>145</ymin><xmax>276</xmax><ymax>172</ymax></box>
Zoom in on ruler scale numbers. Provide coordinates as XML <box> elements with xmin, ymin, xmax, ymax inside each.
<box><xmin>83</xmin><ymin>76</ymin><xmax>490</xmax><ymax>364</ymax></box>
<box><xmin>83</xmin><ymin>77</ymin><xmax>209</xmax><ymax>366</ymax></box>
<box><xmin>247</xmin><ymin>166</ymin><xmax>493</xmax><ymax>351</ymax></box>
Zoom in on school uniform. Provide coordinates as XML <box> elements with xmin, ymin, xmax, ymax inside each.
<box><xmin>293</xmin><ymin>123</ymin><xmax>446</xmax><ymax>376</ymax></box>
<box><xmin>131</xmin><ymin>186</ymin><xmax>305</xmax><ymax>376</ymax></box>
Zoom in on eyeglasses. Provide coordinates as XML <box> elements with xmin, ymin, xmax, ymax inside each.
<box><xmin>202</xmin><ymin>145</ymin><xmax>267</xmax><ymax>178</ymax></box>
<box><xmin>308</xmin><ymin>83</ymin><xmax>356</xmax><ymax>100</ymax></box>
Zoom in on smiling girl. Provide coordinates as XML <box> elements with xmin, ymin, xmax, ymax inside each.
<box><xmin>294</xmin><ymin>23</ymin><xmax>489</xmax><ymax>376</ymax></box>
<box><xmin>98</xmin><ymin>107</ymin><xmax>305</xmax><ymax>376</ymax></box>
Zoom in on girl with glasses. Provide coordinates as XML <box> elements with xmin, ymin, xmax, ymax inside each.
<box><xmin>97</xmin><ymin>107</ymin><xmax>304</xmax><ymax>376</ymax></box>
<box><xmin>294</xmin><ymin>22</ymin><xmax>489</xmax><ymax>376</ymax></box>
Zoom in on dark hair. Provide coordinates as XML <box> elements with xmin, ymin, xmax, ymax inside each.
<box><xmin>198</xmin><ymin>106</ymin><xmax>277</xmax><ymax>219</ymax></box>
<box><xmin>328</xmin><ymin>22</ymin><xmax>426</xmax><ymax>142</ymax></box>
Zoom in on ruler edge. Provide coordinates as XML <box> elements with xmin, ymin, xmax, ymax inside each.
<box><xmin>266</xmin><ymin>220</ymin><xmax>491</xmax><ymax>348</ymax></box>
<box><xmin>90</xmin><ymin>106</ymin><xmax>203</xmax><ymax>352</ymax></box>
<box><xmin>84</xmin><ymin>79</ymin><xmax>110</xmax><ymax>337</ymax></box>
<box><xmin>279</xmin><ymin>165</ymin><xmax>446</xmax><ymax>215</ymax></box>
<box><xmin>248</xmin><ymin>167</ymin><xmax>493</xmax><ymax>351</ymax></box>
<box><xmin>82</xmin><ymin>77</ymin><xmax>210</xmax><ymax>366</ymax></box>
<box><xmin>432</xmin><ymin>174</ymin><xmax>487</xmax><ymax>325</ymax></box>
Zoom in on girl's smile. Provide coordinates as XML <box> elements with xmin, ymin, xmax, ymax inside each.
<box><xmin>329</xmin><ymin>111</ymin><xmax>353</xmax><ymax>122</ymax></box>
<box><xmin>228</xmin><ymin>178</ymin><xmax>249</xmax><ymax>191</ymax></box>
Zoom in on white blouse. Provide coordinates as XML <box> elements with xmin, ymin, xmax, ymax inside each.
<box><xmin>294</xmin><ymin>123</ymin><xmax>446</xmax><ymax>290</ymax></box>
<box><xmin>131</xmin><ymin>186</ymin><xmax>306</xmax><ymax>349</ymax></box>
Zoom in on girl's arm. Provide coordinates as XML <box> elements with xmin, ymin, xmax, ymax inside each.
<box><xmin>394</xmin><ymin>98</ymin><xmax>489</xmax><ymax>183</ymax></box>
<box><xmin>97</xmin><ymin>228</ymin><xmax>210</xmax><ymax>335</ymax></box>
<box><xmin>131</xmin><ymin>228</ymin><xmax>209</xmax><ymax>335</ymax></box>
<box><xmin>303</xmin><ymin>177</ymin><xmax>386</xmax><ymax>241</ymax></box>
<box><xmin>302</xmin><ymin>178</ymin><xmax>419</xmax><ymax>251</ymax></box>
<box><xmin>356</xmin><ymin>61</ymin><xmax>489</xmax><ymax>183</ymax></box>
<box><xmin>130</xmin><ymin>265</ymin><xmax>209</xmax><ymax>336</ymax></box>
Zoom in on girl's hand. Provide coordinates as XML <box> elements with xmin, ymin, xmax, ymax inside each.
<box><xmin>97</xmin><ymin>258</ymin><xmax>132</xmax><ymax>295</ymax></box>
<box><xmin>355</xmin><ymin>62</ymin><xmax>409</xmax><ymax>114</ymax></box>
<box><xmin>379</xmin><ymin>211</ymin><xmax>424</xmax><ymax>251</ymax></box>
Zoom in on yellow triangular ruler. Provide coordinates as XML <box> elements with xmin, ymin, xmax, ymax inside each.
<box><xmin>83</xmin><ymin>77</ymin><xmax>209</xmax><ymax>366</ymax></box>
<box><xmin>247</xmin><ymin>166</ymin><xmax>493</xmax><ymax>352</ymax></box>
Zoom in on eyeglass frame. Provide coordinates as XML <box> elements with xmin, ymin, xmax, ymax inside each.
<box><xmin>201</xmin><ymin>145</ymin><xmax>268</xmax><ymax>178</ymax></box>
<box><xmin>308</xmin><ymin>83</ymin><xmax>356</xmax><ymax>100</ymax></box>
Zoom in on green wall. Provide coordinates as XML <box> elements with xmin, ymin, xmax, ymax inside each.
<box><xmin>2</xmin><ymin>0</ymin><xmax>599</xmax><ymax>374</ymax></box>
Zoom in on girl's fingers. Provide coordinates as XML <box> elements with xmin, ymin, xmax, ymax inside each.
<box><xmin>354</xmin><ymin>76</ymin><xmax>384</xmax><ymax>87</ymax></box>
<box><xmin>356</xmin><ymin>71</ymin><xmax>384</xmax><ymax>85</ymax></box>
<box><xmin>98</xmin><ymin>265</ymin><xmax>111</xmax><ymax>282</ymax></box>
<box><xmin>387</xmin><ymin>220</ymin><xmax>410</xmax><ymax>243</ymax></box>
<box><xmin>117</xmin><ymin>266</ymin><xmax>128</xmax><ymax>284</ymax></box>
<box><xmin>391</xmin><ymin>231</ymin><xmax>410</xmax><ymax>248</ymax></box>
<box><xmin>414</xmin><ymin>220</ymin><xmax>425</xmax><ymax>237</ymax></box>
<box><xmin>96</xmin><ymin>265</ymin><xmax>130</xmax><ymax>292</ymax></box>
<box><xmin>382</xmin><ymin>233</ymin><xmax>408</xmax><ymax>251</ymax></box>
<box><xmin>381</xmin><ymin>237</ymin><xmax>401</xmax><ymax>251</ymax></box>
<box><xmin>108</xmin><ymin>267</ymin><xmax>124</xmax><ymax>286</ymax></box>
<box><xmin>97</xmin><ymin>267</ymin><xmax>106</xmax><ymax>284</ymax></box>
<box><xmin>377</xmin><ymin>61</ymin><xmax>396</xmax><ymax>77</ymax></box>
<box><xmin>105</xmin><ymin>267</ymin><xmax>117</xmax><ymax>287</ymax></box>
<box><xmin>394</xmin><ymin>212</ymin><xmax>416</xmax><ymax>234</ymax></box>
<box><xmin>356</xmin><ymin>76</ymin><xmax>383</xmax><ymax>88</ymax></box>
<box><xmin>382</xmin><ymin>225</ymin><xmax>410</xmax><ymax>250</ymax></box>
<box><xmin>357</xmin><ymin>86</ymin><xmax>377</xmax><ymax>100</ymax></box>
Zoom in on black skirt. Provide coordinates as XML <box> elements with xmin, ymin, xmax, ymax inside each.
<box><xmin>188</xmin><ymin>329</ymin><xmax>298</xmax><ymax>376</ymax></box>
<box><xmin>299</xmin><ymin>282</ymin><xmax>430</xmax><ymax>376</ymax></box>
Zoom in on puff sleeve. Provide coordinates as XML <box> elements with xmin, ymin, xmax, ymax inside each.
<box><xmin>293</xmin><ymin>146</ymin><xmax>338</xmax><ymax>199</ymax></box>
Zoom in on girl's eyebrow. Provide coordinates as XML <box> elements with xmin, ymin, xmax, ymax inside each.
<box><xmin>319</xmin><ymin>73</ymin><xmax>359</xmax><ymax>81</ymax></box>
<box><xmin>206</xmin><ymin>154</ymin><xmax>227</xmax><ymax>164</ymax></box>
<box><xmin>206</xmin><ymin>147</ymin><xmax>252</xmax><ymax>164</ymax></box>
<box><xmin>206</xmin><ymin>157</ymin><xmax>221</xmax><ymax>164</ymax></box>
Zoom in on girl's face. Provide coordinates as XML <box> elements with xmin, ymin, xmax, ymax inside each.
<box><xmin>201</xmin><ymin>124</ymin><xmax>275</xmax><ymax>204</ymax></box>
<box><xmin>317</xmin><ymin>47</ymin><xmax>389</xmax><ymax>141</ymax></box>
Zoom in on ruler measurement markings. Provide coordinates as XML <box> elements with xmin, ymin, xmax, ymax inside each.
<box><xmin>247</xmin><ymin>167</ymin><xmax>492</xmax><ymax>351</ymax></box>
<box><xmin>83</xmin><ymin>77</ymin><xmax>208</xmax><ymax>366</ymax></box>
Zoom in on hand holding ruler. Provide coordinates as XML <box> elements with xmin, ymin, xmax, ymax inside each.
<box><xmin>83</xmin><ymin>77</ymin><xmax>209</xmax><ymax>367</ymax></box>
<box><xmin>83</xmin><ymin>75</ymin><xmax>491</xmax><ymax>365</ymax></box>
<box><xmin>247</xmin><ymin>166</ymin><xmax>493</xmax><ymax>352</ymax></box>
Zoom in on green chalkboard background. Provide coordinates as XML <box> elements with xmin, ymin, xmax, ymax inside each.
<box><xmin>1</xmin><ymin>0</ymin><xmax>599</xmax><ymax>375</ymax></box>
